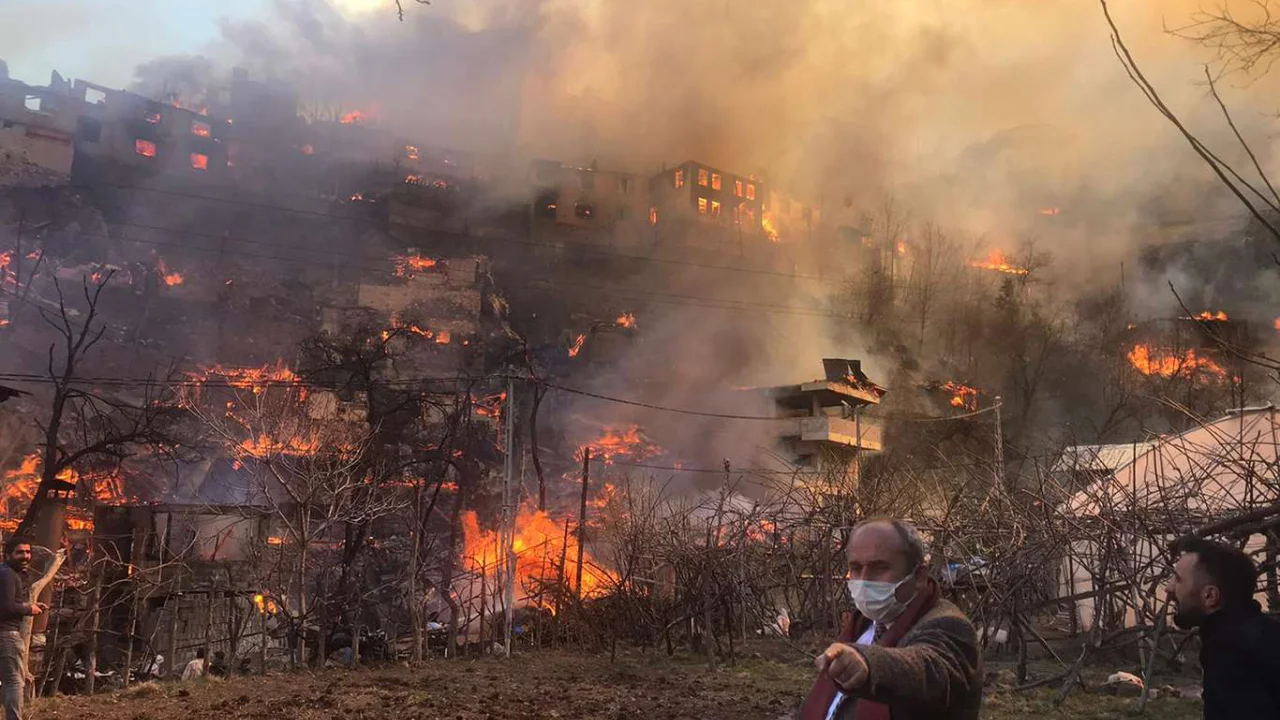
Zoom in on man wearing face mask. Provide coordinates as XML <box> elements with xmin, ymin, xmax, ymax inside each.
<box><xmin>1165</xmin><ymin>537</ymin><xmax>1280</xmax><ymax>719</ymax></box>
<box><xmin>802</xmin><ymin>519</ymin><xmax>982</xmax><ymax>720</ymax></box>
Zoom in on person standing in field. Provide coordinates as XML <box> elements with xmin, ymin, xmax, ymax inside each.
<box><xmin>0</xmin><ymin>538</ymin><xmax>46</xmax><ymax>720</ymax></box>
<box><xmin>803</xmin><ymin>518</ymin><xmax>983</xmax><ymax>720</ymax></box>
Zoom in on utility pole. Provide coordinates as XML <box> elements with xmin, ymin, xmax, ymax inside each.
<box><xmin>575</xmin><ymin>447</ymin><xmax>589</xmax><ymax>600</ymax></box>
<box><xmin>501</xmin><ymin>375</ymin><xmax>517</xmax><ymax>657</ymax></box>
<box><xmin>993</xmin><ymin>396</ymin><xmax>1005</xmax><ymax>490</ymax></box>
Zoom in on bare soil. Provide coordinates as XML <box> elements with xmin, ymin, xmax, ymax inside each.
<box><xmin>32</xmin><ymin>650</ymin><xmax>1203</xmax><ymax>720</ymax></box>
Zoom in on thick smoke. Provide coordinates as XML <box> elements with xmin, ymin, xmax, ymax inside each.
<box><xmin>122</xmin><ymin>0</ymin><xmax>1280</xmax><ymax>483</ymax></box>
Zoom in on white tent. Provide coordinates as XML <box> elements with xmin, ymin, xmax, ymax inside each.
<box><xmin>1059</xmin><ymin>406</ymin><xmax>1279</xmax><ymax>630</ymax></box>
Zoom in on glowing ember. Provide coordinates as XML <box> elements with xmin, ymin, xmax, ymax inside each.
<box><xmin>350</xmin><ymin>192</ymin><xmax>364</xmax><ymax>201</ymax></box>
<box><xmin>461</xmin><ymin>505</ymin><xmax>613</xmax><ymax>604</ymax></box>
<box><xmin>406</xmin><ymin>145</ymin><xmax>420</xmax><ymax>160</ymax></box>
<box><xmin>135</xmin><ymin>139</ymin><xmax>157</xmax><ymax>158</ymax></box>
<box><xmin>567</xmin><ymin>334</ymin><xmax>586</xmax><ymax>358</ymax></box>
<box><xmin>300</xmin><ymin>144</ymin><xmax>314</xmax><ymax>156</ymax></box>
<box><xmin>340</xmin><ymin>110</ymin><xmax>367</xmax><ymax>124</ymax></box>
<box><xmin>896</xmin><ymin>240</ymin><xmax>907</xmax><ymax>255</ymax></box>
<box><xmin>435</xmin><ymin>330</ymin><xmax>451</xmax><ymax>345</ymax></box>
<box><xmin>942</xmin><ymin>381</ymin><xmax>979</xmax><ymax>410</ymax></box>
<box><xmin>474</xmin><ymin>391</ymin><xmax>506</xmax><ymax>421</ymax></box>
<box><xmin>266</xmin><ymin>536</ymin><xmax>285</xmax><ymax>546</ymax></box>
<box><xmin>1188</xmin><ymin>311</ymin><xmax>1228</xmax><ymax>322</ymax></box>
<box><xmin>1274</xmin><ymin>318</ymin><xmax>1280</xmax><ymax>332</ymax></box>
<box><xmin>1039</xmin><ymin>207</ymin><xmax>1061</xmax><ymax>216</ymax></box>
<box><xmin>405</xmin><ymin>175</ymin><xmax>423</xmax><ymax>184</ymax></box>
<box><xmin>393</xmin><ymin>254</ymin><xmax>437</xmax><ymax>278</ymax></box>
<box><xmin>190</xmin><ymin>153</ymin><xmax>208</xmax><ymax>171</ymax></box>
<box><xmin>1127</xmin><ymin>343</ymin><xmax>1227</xmax><ymax>379</ymax></box>
<box><xmin>968</xmin><ymin>250</ymin><xmax>1029</xmax><ymax>275</ymax></box>
<box><xmin>156</xmin><ymin>258</ymin><xmax>184</xmax><ymax>286</ymax></box>
<box><xmin>615</xmin><ymin>312</ymin><xmax>636</xmax><ymax>329</ymax></box>
<box><xmin>238</xmin><ymin>433</ymin><xmax>322</xmax><ymax>459</ymax></box>
<box><xmin>191</xmin><ymin>120</ymin><xmax>211</xmax><ymax>138</ymax></box>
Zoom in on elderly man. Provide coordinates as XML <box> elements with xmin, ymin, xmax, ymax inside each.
<box><xmin>803</xmin><ymin>519</ymin><xmax>982</xmax><ymax>720</ymax></box>
<box><xmin>1166</xmin><ymin>536</ymin><xmax>1280</xmax><ymax>719</ymax></box>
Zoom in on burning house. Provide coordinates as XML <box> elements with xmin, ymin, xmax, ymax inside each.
<box><xmin>530</xmin><ymin>160</ymin><xmax>652</xmax><ymax>246</ymax></box>
<box><xmin>649</xmin><ymin>160</ymin><xmax>766</xmax><ymax>240</ymax></box>
<box><xmin>766</xmin><ymin>358</ymin><xmax>885</xmax><ymax>476</ymax></box>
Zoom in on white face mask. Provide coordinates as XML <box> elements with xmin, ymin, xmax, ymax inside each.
<box><xmin>847</xmin><ymin>572</ymin><xmax>917</xmax><ymax>623</ymax></box>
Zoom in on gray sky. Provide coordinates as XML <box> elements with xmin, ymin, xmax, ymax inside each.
<box><xmin>0</xmin><ymin>0</ymin><xmax>372</xmax><ymax>88</ymax></box>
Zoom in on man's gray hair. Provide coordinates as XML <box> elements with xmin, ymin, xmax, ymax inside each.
<box><xmin>852</xmin><ymin>517</ymin><xmax>926</xmax><ymax>568</ymax></box>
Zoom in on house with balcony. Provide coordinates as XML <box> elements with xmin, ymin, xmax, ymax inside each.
<box><xmin>767</xmin><ymin>358</ymin><xmax>885</xmax><ymax>476</ymax></box>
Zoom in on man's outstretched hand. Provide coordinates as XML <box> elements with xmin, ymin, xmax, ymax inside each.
<box><xmin>815</xmin><ymin>643</ymin><xmax>869</xmax><ymax>690</ymax></box>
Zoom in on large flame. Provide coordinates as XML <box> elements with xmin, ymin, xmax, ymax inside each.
<box><xmin>1127</xmin><ymin>344</ymin><xmax>1227</xmax><ymax>379</ymax></box>
<box><xmin>578</xmin><ymin>425</ymin><xmax>661</xmax><ymax>465</ymax></box>
<box><xmin>1</xmin><ymin>453</ymin><xmax>129</xmax><ymax>532</ymax></box>
<box><xmin>967</xmin><ymin>250</ymin><xmax>1028</xmax><ymax>275</ymax></box>
<box><xmin>461</xmin><ymin>506</ymin><xmax>613</xmax><ymax>605</ymax></box>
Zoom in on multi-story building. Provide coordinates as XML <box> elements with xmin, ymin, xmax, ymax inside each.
<box><xmin>648</xmin><ymin>160</ymin><xmax>765</xmax><ymax>237</ymax></box>
<box><xmin>529</xmin><ymin>160</ymin><xmax>652</xmax><ymax>245</ymax></box>
<box><xmin>0</xmin><ymin>68</ymin><xmax>77</xmax><ymax>185</ymax></box>
<box><xmin>767</xmin><ymin>358</ymin><xmax>885</xmax><ymax>476</ymax></box>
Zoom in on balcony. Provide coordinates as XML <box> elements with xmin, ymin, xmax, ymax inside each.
<box><xmin>772</xmin><ymin>415</ymin><xmax>883</xmax><ymax>451</ymax></box>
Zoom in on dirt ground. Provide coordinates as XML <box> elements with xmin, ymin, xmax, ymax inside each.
<box><xmin>32</xmin><ymin>649</ymin><xmax>1203</xmax><ymax>720</ymax></box>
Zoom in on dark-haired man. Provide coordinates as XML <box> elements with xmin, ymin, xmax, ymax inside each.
<box><xmin>1166</xmin><ymin>536</ymin><xmax>1280</xmax><ymax>719</ymax></box>
<box><xmin>804</xmin><ymin>519</ymin><xmax>982</xmax><ymax>720</ymax></box>
<box><xmin>0</xmin><ymin>538</ymin><xmax>45</xmax><ymax>720</ymax></box>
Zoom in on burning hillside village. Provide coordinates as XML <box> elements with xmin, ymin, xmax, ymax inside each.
<box><xmin>1</xmin><ymin>0</ymin><xmax>1280</xmax><ymax>717</ymax></box>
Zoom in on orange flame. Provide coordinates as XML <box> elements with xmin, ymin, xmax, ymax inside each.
<box><xmin>942</xmin><ymin>381</ymin><xmax>979</xmax><ymax>410</ymax></box>
<box><xmin>1039</xmin><ymin>207</ymin><xmax>1061</xmax><ymax>216</ymax></box>
<box><xmin>461</xmin><ymin>505</ymin><xmax>613</xmax><ymax>605</ymax></box>
<box><xmin>156</xmin><ymin>258</ymin><xmax>184</xmax><ymax>286</ymax></box>
<box><xmin>1</xmin><ymin>453</ymin><xmax>129</xmax><ymax>532</ymax></box>
<box><xmin>578</xmin><ymin>425</ymin><xmax>661</xmax><ymax>465</ymax></box>
<box><xmin>568</xmin><ymin>334</ymin><xmax>586</xmax><ymax>358</ymax></box>
<box><xmin>187</xmin><ymin>360</ymin><xmax>302</xmax><ymax>396</ymax></box>
<box><xmin>266</xmin><ymin>536</ymin><xmax>285</xmax><ymax>546</ymax></box>
<box><xmin>1127</xmin><ymin>344</ymin><xmax>1227</xmax><ymax>379</ymax></box>
<box><xmin>615</xmin><ymin>313</ymin><xmax>636</xmax><ymax>329</ymax></box>
<box><xmin>435</xmin><ymin>330</ymin><xmax>451</xmax><ymax>345</ymax></box>
<box><xmin>340</xmin><ymin>110</ymin><xmax>367</xmax><ymax>124</ymax></box>
<box><xmin>393</xmin><ymin>254</ymin><xmax>437</xmax><ymax>278</ymax></box>
<box><xmin>1274</xmin><ymin>318</ymin><xmax>1280</xmax><ymax>332</ymax></box>
<box><xmin>762</xmin><ymin>214</ymin><xmax>780</xmax><ymax>242</ymax></box>
<box><xmin>1189</xmin><ymin>311</ymin><xmax>1228</xmax><ymax>322</ymax></box>
<box><xmin>967</xmin><ymin>249</ymin><xmax>1028</xmax><ymax>275</ymax></box>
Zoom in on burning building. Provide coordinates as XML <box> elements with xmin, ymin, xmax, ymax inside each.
<box><xmin>649</xmin><ymin>160</ymin><xmax>766</xmax><ymax>240</ymax></box>
<box><xmin>766</xmin><ymin>358</ymin><xmax>885</xmax><ymax>475</ymax></box>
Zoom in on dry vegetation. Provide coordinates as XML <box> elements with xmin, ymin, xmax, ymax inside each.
<box><xmin>32</xmin><ymin>648</ymin><xmax>1202</xmax><ymax>720</ymax></box>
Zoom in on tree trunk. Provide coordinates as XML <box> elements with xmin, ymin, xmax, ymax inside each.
<box><xmin>442</xmin><ymin>490</ymin><xmax>465</xmax><ymax>658</ymax></box>
<box><xmin>123</xmin><ymin>586</ymin><xmax>139</xmax><ymax>687</ymax></box>
<box><xmin>85</xmin><ymin>570</ymin><xmax>102</xmax><ymax>695</ymax></box>
<box><xmin>530</xmin><ymin>384</ymin><xmax>547</xmax><ymax>511</ymax></box>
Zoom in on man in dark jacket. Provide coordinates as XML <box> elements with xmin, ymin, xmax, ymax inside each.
<box><xmin>1166</xmin><ymin>536</ymin><xmax>1280</xmax><ymax>719</ymax></box>
<box><xmin>0</xmin><ymin>537</ymin><xmax>45</xmax><ymax>720</ymax></box>
<box><xmin>806</xmin><ymin>519</ymin><xmax>982</xmax><ymax>720</ymax></box>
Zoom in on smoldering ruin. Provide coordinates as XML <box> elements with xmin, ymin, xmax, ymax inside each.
<box><xmin>1</xmin><ymin>0</ymin><xmax>1280</xmax><ymax>713</ymax></box>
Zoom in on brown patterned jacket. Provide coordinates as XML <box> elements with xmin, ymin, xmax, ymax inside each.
<box><xmin>803</xmin><ymin>595</ymin><xmax>983</xmax><ymax>720</ymax></box>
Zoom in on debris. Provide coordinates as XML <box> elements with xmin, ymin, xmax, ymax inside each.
<box><xmin>1104</xmin><ymin>671</ymin><xmax>1144</xmax><ymax>697</ymax></box>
